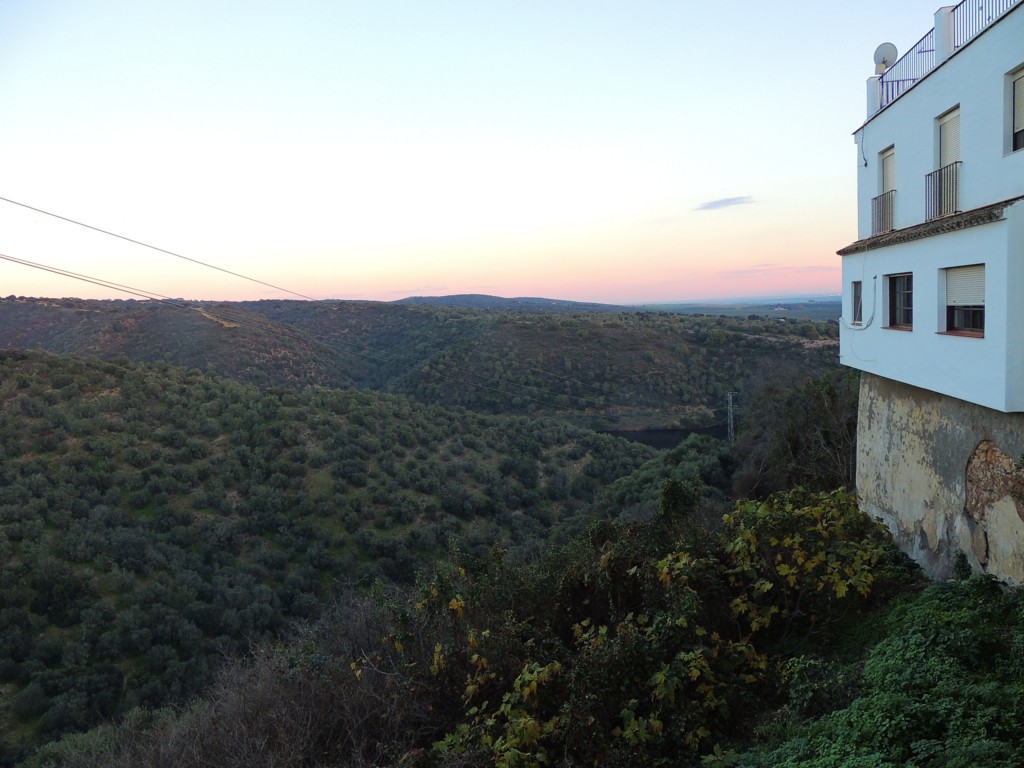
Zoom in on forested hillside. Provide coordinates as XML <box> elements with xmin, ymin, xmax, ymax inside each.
<box><xmin>0</xmin><ymin>297</ymin><xmax>838</xmax><ymax>430</ymax></box>
<box><xmin>0</xmin><ymin>350</ymin><xmax>666</xmax><ymax>763</ymax></box>
<box><xmin>1</xmin><ymin>335</ymin><xmax>1015</xmax><ymax>766</ymax></box>
<box><xmin>0</xmin><ymin>301</ymin><xmax>866</xmax><ymax>766</ymax></box>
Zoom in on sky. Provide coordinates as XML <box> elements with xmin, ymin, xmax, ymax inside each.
<box><xmin>0</xmin><ymin>0</ymin><xmax>948</xmax><ymax>304</ymax></box>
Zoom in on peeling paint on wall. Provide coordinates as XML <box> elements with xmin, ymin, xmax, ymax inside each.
<box><xmin>857</xmin><ymin>373</ymin><xmax>1024</xmax><ymax>582</ymax></box>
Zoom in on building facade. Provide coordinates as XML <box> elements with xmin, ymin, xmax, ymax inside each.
<box><xmin>839</xmin><ymin>1</ymin><xmax>1024</xmax><ymax>579</ymax></box>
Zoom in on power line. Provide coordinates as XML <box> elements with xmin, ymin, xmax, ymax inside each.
<box><xmin>0</xmin><ymin>252</ymin><xmax>610</xmax><ymax>413</ymax></box>
<box><xmin>0</xmin><ymin>193</ymin><xmax>751</xmax><ymax>423</ymax></box>
<box><xmin>0</xmin><ymin>195</ymin><xmax>316</xmax><ymax>301</ymax></box>
<box><xmin>0</xmin><ymin>194</ymin><xmax>597</xmax><ymax>390</ymax></box>
<box><xmin>3</xmin><ymin>252</ymin><xmax>741</xmax><ymax>435</ymax></box>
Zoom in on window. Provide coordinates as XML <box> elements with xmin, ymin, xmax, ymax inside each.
<box><xmin>1014</xmin><ymin>73</ymin><xmax>1024</xmax><ymax>152</ymax></box>
<box><xmin>881</xmin><ymin>147</ymin><xmax>896</xmax><ymax>194</ymax></box>
<box><xmin>945</xmin><ymin>264</ymin><xmax>985</xmax><ymax>335</ymax></box>
<box><xmin>927</xmin><ymin>109</ymin><xmax>961</xmax><ymax>220</ymax></box>
<box><xmin>852</xmin><ymin>281</ymin><xmax>863</xmax><ymax>324</ymax></box>
<box><xmin>939</xmin><ymin>109</ymin><xmax>960</xmax><ymax>167</ymax></box>
<box><xmin>887</xmin><ymin>273</ymin><xmax>912</xmax><ymax>328</ymax></box>
<box><xmin>872</xmin><ymin>147</ymin><xmax>896</xmax><ymax>234</ymax></box>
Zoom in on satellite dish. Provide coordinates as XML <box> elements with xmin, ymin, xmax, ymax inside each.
<box><xmin>874</xmin><ymin>42</ymin><xmax>898</xmax><ymax>74</ymax></box>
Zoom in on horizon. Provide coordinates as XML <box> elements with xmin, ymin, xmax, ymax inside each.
<box><xmin>3</xmin><ymin>289</ymin><xmax>843</xmax><ymax>307</ymax></box>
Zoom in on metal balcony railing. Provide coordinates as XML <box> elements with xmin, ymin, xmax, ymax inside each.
<box><xmin>871</xmin><ymin>190</ymin><xmax>896</xmax><ymax>235</ymax></box>
<box><xmin>925</xmin><ymin>161</ymin><xmax>961</xmax><ymax>220</ymax></box>
<box><xmin>878</xmin><ymin>0</ymin><xmax>1022</xmax><ymax>110</ymax></box>
<box><xmin>879</xmin><ymin>29</ymin><xmax>935</xmax><ymax>108</ymax></box>
<box><xmin>953</xmin><ymin>0</ymin><xmax>1021</xmax><ymax>46</ymax></box>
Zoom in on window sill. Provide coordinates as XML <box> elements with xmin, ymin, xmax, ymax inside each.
<box><xmin>882</xmin><ymin>325</ymin><xmax>912</xmax><ymax>331</ymax></box>
<box><xmin>937</xmin><ymin>330</ymin><xmax>984</xmax><ymax>338</ymax></box>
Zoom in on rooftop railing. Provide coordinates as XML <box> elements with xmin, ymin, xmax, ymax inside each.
<box><xmin>878</xmin><ymin>0</ymin><xmax>1021</xmax><ymax>110</ymax></box>
<box><xmin>953</xmin><ymin>0</ymin><xmax>1020</xmax><ymax>46</ymax></box>
<box><xmin>879</xmin><ymin>28</ymin><xmax>934</xmax><ymax>108</ymax></box>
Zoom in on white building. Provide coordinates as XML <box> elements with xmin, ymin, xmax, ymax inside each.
<box><xmin>839</xmin><ymin>0</ymin><xmax>1024</xmax><ymax>579</ymax></box>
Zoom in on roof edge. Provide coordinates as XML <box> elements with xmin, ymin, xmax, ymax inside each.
<box><xmin>837</xmin><ymin>196</ymin><xmax>1024</xmax><ymax>256</ymax></box>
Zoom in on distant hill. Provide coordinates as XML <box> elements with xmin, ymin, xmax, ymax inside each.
<box><xmin>644</xmin><ymin>299</ymin><xmax>842</xmax><ymax>321</ymax></box>
<box><xmin>395</xmin><ymin>293</ymin><xmax>637</xmax><ymax>313</ymax></box>
<box><xmin>0</xmin><ymin>296</ymin><xmax>839</xmax><ymax>431</ymax></box>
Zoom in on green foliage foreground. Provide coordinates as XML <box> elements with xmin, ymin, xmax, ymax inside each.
<box><xmin>24</xmin><ymin>487</ymin><xmax>937</xmax><ymax>768</ymax></box>
<box><xmin>743</xmin><ymin>574</ymin><xmax>1024</xmax><ymax>768</ymax></box>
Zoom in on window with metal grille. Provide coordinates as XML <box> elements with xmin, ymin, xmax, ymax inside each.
<box><xmin>887</xmin><ymin>273</ymin><xmax>912</xmax><ymax>329</ymax></box>
<box><xmin>852</xmin><ymin>281</ymin><xmax>863</xmax><ymax>324</ymax></box>
<box><xmin>945</xmin><ymin>264</ymin><xmax>985</xmax><ymax>335</ymax></box>
<box><xmin>872</xmin><ymin>148</ymin><xmax>896</xmax><ymax>234</ymax></box>
<box><xmin>927</xmin><ymin>109</ymin><xmax>961</xmax><ymax>220</ymax></box>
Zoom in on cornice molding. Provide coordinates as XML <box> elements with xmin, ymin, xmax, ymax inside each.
<box><xmin>837</xmin><ymin>196</ymin><xmax>1024</xmax><ymax>256</ymax></box>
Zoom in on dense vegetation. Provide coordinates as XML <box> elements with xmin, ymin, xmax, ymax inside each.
<box><xmin>0</xmin><ymin>297</ymin><xmax>838</xmax><ymax>430</ymax></box>
<box><xmin>29</xmin><ymin>488</ymin><xmax>1024</xmax><ymax>768</ymax></box>
<box><xmin>0</xmin><ymin>350</ymin><xmax>663</xmax><ymax>763</ymax></box>
<box><xmin>6</xmin><ymin>302</ymin><xmax>999</xmax><ymax>767</ymax></box>
<box><xmin>20</xmin><ymin>486</ymin><xmax>965</xmax><ymax>768</ymax></box>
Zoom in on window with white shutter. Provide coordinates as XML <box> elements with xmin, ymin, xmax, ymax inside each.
<box><xmin>873</xmin><ymin>147</ymin><xmax>896</xmax><ymax>234</ymax></box>
<box><xmin>945</xmin><ymin>264</ymin><xmax>984</xmax><ymax>335</ymax></box>
<box><xmin>927</xmin><ymin>109</ymin><xmax>961</xmax><ymax>220</ymax></box>
<box><xmin>881</xmin><ymin>149</ymin><xmax>896</xmax><ymax>194</ymax></box>
<box><xmin>939</xmin><ymin>109</ymin><xmax>960</xmax><ymax>167</ymax></box>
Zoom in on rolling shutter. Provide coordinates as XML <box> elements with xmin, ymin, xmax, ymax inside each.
<box><xmin>946</xmin><ymin>264</ymin><xmax>985</xmax><ymax>305</ymax></box>
<box><xmin>940</xmin><ymin>110</ymin><xmax>960</xmax><ymax>166</ymax></box>
<box><xmin>881</xmin><ymin>149</ymin><xmax>896</xmax><ymax>193</ymax></box>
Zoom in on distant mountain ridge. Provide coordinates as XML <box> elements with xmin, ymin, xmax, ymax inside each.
<box><xmin>395</xmin><ymin>293</ymin><xmax>842</xmax><ymax>321</ymax></box>
<box><xmin>395</xmin><ymin>293</ymin><xmax>637</xmax><ymax>313</ymax></box>
<box><xmin>0</xmin><ymin>295</ymin><xmax>839</xmax><ymax>431</ymax></box>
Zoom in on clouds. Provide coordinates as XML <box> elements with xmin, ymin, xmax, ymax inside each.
<box><xmin>695</xmin><ymin>196</ymin><xmax>754</xmax><ymax>211</ymax></box>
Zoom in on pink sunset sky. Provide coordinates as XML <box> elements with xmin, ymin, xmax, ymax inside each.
<box><xmin>0</xmin><ymin>1</ymin><xmax>945</xmax><ymax>304</ymax></box>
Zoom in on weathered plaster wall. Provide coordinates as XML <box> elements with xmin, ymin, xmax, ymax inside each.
<box><xmin>858</xmin><ymin>372</ymin><xmax>1024</xmax><ymax>581</ymax></box>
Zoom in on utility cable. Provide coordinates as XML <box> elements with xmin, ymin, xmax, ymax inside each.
<box><xmin>0</xmin><ymin>252</ymin><xmax>615</xmax><ymax>412</ymax></box>
<box><xmin>0</xmin><ymin>192</ymin><xmax>761</xmax><ymax>417</ymax></box>
<box><xmin>0</xmin><ymin>194</ymin><xmax>599</xmax><ymax>389</ymax></box>
<box><xmin>0</xmin><ymin>195</ymin><xmax>812</xmax><ymax>403</ymax></box>
<box><xmin>0</xmin><ymin>195</ymin><xmax>316</xmax><ymax>301</ymax></box>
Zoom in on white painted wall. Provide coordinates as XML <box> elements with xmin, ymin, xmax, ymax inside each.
<box><xmin>1005</xmin><ymin>203</ymin><xmax>1024</xmax><ymax>408</ymax></box>
<box><xmin>841</xmin><ymin>5</ymin><xmax>1024</xmax><ymax>412</ymax></box>
<box><xmin>853</xmin><ymin>6</ymin><xmax>1024</xmax><ymax>240</ymax></box>
<box><xmin>840</xmin><ymin>202</ymin><xmax>1024</xmax><ymax>411</ymax></box>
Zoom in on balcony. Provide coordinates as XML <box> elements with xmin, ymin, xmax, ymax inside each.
<box><xmin>925</xmin><ymin>161</ymin><xmax>961</xmax><ymax>220</ymax></box>
<box><xmin>877</xmin><ymin>0</ymin><xmax>1022</xmax><ymax>112</ymax></box>
<box><xmin>871</xmin><ymin>190</ymin><xmax>896</xmax><ymax>235</ymax></box>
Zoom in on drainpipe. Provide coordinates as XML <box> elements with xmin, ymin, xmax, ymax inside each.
<box><xmin>935</xmin><ymin>6</ymin><xmax>955</xmax><ymax>64</ymax></box>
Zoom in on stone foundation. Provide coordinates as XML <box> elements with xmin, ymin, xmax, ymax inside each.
<box><xmin>857</xmin><ymin>372</ymin><xmax>1024</xmax><ymax>581</ymax></box>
